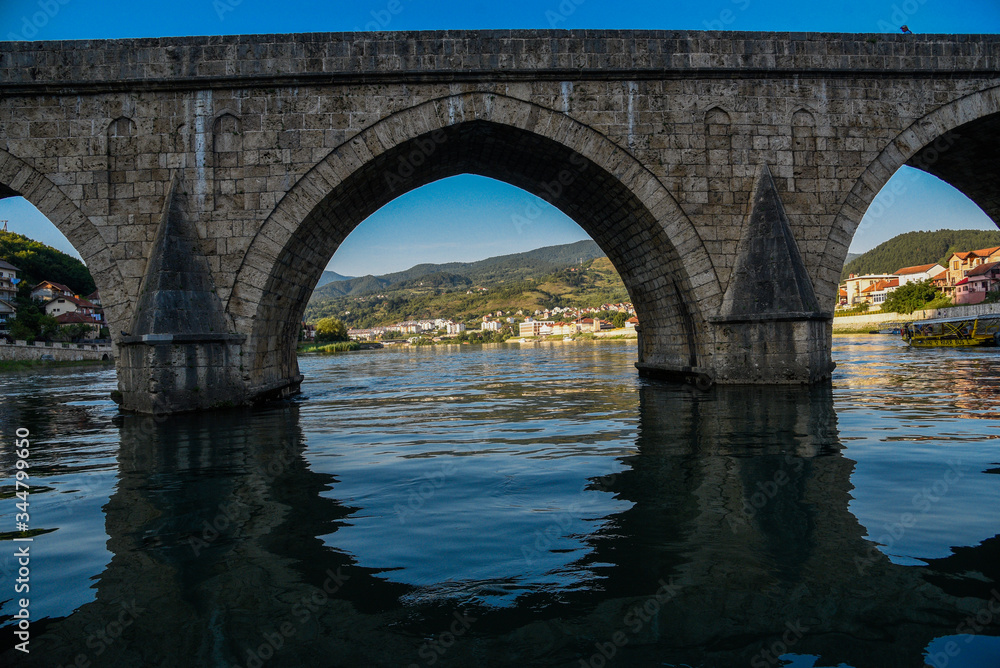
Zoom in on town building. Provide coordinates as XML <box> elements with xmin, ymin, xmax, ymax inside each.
<box><xmin>625</xmin><ymin>316</ymin><xmax>639</xmax><ymax>330</ymax></box>
<box><xmin>446</xmin><ymin>322</ymin><xmax>466</xmax><ymax>335</ymax></box>
<box><xmin>894</xmin><ymin>263</ymin><xmax>947</xmax><ymax>286</ymax></box>
<box><xmin>0</xmin><ymin>259</ymin><xmax>19</xmax><ymax>300</ymax></box>
<box><xmin>43</xmin><ymin>294</ymin><xmax>101</xmax><ymax>320</ymax></box>
<box><xmin>518</xmin><ymin>320</ymin><xmax>554</xmax><ymax>337</ymax></box>
<box><xmin>31</xmin><ymin>280</ymin><xmax>74</xmax><ymax>301</ymax></box>
<box><xmin>955</xmin><ymin>261</ymin><xmax>1000</xmax><ymax>305</ymax></box>
<box><xmin>0</xmin><ymin>260</ymin><xmax>20</xmax><ymax>333</ymax></box>
<box><xmin>54</xmin><ymin>312</ymin><xmax>102</xmax><ymax>339</ymax></box>
<box><xmin>943</xmin><ymin>246</ymin><xmax>1000</xmax><ymax>297</ymax></box>
<box><xmin>843</xmin><ymin>274</ymin><xmax>896</xmax><ymax>306</ymax></box>
<box><xmin>858</xmin><ymin>278</ymin><xmax>899</xmax><ymax>306</ymax></box>
<box><xmin>482</xmin><ymin>320</ymin><xmax>502</xmax><ymax>332</ymax></box>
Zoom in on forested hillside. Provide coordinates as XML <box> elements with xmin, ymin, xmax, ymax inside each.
<box><xmin>312</xmin><ymin>240</ymin><xmax>604</xmax><ymax>300</ymax></box>
<box><xmin>0</xmin><ymin>231</ymin><xmax>95</xmax><ymax>295</ymax></box>
<box><xmin>841</xmin><ymin>229</ymin><xmax>1000</xmax><ymax>279</ymax></box>
<box><xmin>306</xmin><ymin>254</ymin><xmax>629</xmax><ymax>328</ymax></box>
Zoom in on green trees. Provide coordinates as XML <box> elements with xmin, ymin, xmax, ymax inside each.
<box><xmin>611</xmin><ymin>311</ymin><xmax>628</xmax><ymax>328</ymax></box>
<box><xmin>314</xmin><ymin>317</ymin><xmax>349</xmax><ymax>342</ymax></box>
<box><xmin>0</xmin><ymin>230</ymin><xmax>96</xmax><ymax>295</ymax></box>
<box><xmin>881</xmin><ymin>279</ymin><xmax>942</xmax><ymax>314</ymax></box>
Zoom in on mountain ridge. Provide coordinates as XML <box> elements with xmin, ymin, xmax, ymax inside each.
<box><xmin>312</xmin><ymin>239</ymin><xmax>603</xmax><ymax>300</ymax></box>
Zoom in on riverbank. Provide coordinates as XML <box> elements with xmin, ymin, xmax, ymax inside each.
<box><xmin>0</xmin><ymin>358</ymin><xmax>115</xmax><ymax>372</ymax></box>
<box><xmin>831</xmin><ymin>302</ymin><xmax>1000</xmax><ymax>333</ymax></box>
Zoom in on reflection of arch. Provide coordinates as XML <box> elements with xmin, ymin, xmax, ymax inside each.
<box><xmin>230</xmin><ymin>93</ymin><xmax>721</xmax><ymax>395</ymax></box>
<box><xmin>212</xmin><ymin>113</ymin><xmax>243</xmax><ymax>211</ymax></box>
<box><xmin>0</xmin><ymin>148</ymin><xmax>127</xmax><ymax>333</ymax></box>
<box><xmin>820</xmin><ymin>85</ymin><xmax>1000</xmax><ymax>304</ymax></box>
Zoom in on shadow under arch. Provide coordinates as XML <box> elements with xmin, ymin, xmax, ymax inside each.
<box><xmin>820</xmin><ymin>84</ymin><xmax>1000</xmax><ymax>305</ymax></box>
<box><xmin>0</xmin><ymin>147</ymin><xmax>128</xmax><ymax>334</ymax></box>
<box><xmin>229</xmin><ymin>93</ymin><xmax>722</xmax><ymax>398</ymax></box>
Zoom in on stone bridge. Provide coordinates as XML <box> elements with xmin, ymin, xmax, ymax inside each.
<box><xmin>0</xmin><ymin>30</ymin><xmax>998</xmax><ymax>412</ymax></box>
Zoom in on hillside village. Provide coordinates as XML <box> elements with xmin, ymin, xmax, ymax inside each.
<box><xmin>840</xmin><ymin>245</ymin><xmax>1000</xmax><ymax>310</ymax></box>
<box><xmin>0</xmin><ymin>260</ymin><xmax>107</xmax><ymax>342</ymax></box>
<box><xmin>338</xmin><ymin>301</ymin><xmax>638</xmax><ymax>343</ymax></box>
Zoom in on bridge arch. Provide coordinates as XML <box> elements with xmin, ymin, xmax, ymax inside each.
<box><xmin>820</xmin><ymin>84</ymin><xmax>1000</xmax><ymax>305</ymax></box>
<box><xmin>229</xmin><ymin>92</ymin><xmax>721</xmax><ymax>396</ymax></box>
<box><xmin>0</xmin><ymin>147</ymin><xmax>128</xmax><ymax>333</ymax></box>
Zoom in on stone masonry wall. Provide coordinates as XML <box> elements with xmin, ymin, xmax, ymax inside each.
<box><xmin>1</xmin><ymin>31</ymin><xmax>999</xmax><ymax>401</ymax></box>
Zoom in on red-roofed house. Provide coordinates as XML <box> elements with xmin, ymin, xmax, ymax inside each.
<box><xmin>844</xmin><ymin>274</ymin><xmax>896</xmax><ymax>306</ymax></box>
<box><xmin>859</xmin><ymin>278</ymin><xmax>899</xmax><ymax>306</ymax></box>
<box><xmin>31</xmin><ymin>280</ymin><xmax>74</xmax><ymax>301</ymax></box>
<box><xmin>894</xmin><ymin>263</ymin><xmax>946</xmax><ymax>286</ymax></box>
<box><xmin>43</xmin><ymin>294</ymin><xmax>101</xmax><ymax>321</ymax></box>
<box><xmin>944</xmin><ymin>246</ymin><xmax>1000</xmax><ymax>296</ymax></box>
<box><xmin>955</xmin><ymin>261</ymin><xmax>1000</xmax><ymax>305</ymax></box>
<box><xmin>54</xmin><ymin>312</ymin><xmax>101</xmax><ymax>340</ymax></box>
<box><xmin>625</xmin><ymin>316</ymin><xmax>639</xmax><ymax>330</ymax></box>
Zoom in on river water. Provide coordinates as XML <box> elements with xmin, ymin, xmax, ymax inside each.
<box><xmin>1</xmin><ymin>337</ymin><xmax>999</xmax><ymax>667</ymax></box>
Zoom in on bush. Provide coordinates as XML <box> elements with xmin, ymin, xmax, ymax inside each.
<box><xmin>314</xmin><ymin>317</ymin><xmax>349</xmax><ymax>342</ymax></box>
<box><xmin>881</xmin><ymin>279</ymin><xmax>942</xmax><ymax>315</ymax></box>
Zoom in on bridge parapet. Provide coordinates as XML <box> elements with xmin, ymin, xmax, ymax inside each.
<box><xmin>2</xmin><ymin>30</ymin><xmax>1000</xmax><ymax>92</ymax></box>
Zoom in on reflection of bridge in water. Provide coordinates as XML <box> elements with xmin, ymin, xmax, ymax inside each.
<box><xmin>5</xmin><ymin>385</ymin><xmax>999</xmax><ymax>667</ymax></box>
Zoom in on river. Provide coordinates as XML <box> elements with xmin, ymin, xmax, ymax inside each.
<box><xmin>1</xmin><ymin>337</ymin><xmax>999</xmax><ymax>667</ymax></box>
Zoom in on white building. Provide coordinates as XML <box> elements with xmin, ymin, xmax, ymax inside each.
<box><xmin>446</xmin><ymin>322</ymin><xmax>466</xmax><ymax>335</ymax></box>
<box><xmin>843</xmin><ymin>274</ymin><xmax>896</xmax><ymax>306</ymax></box>
<box><xmin>893</xmin><ymin>263</ymin><xmax>947</xmax><ymax>286</ymax></box>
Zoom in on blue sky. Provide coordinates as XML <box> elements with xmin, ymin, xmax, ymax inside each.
<box><xmin>1</xmin><ymin>0</ymin><xmax>998</xmax><ymax>275</ymax></box>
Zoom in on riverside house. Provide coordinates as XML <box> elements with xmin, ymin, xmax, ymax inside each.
<box><xmin>955</xmin><ymin>261</ymin><xmax>1000</xmax><ymax>305</ymax></box>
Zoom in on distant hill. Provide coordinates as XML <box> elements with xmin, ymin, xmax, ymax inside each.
<box><xmin>0</xmin><ymin>230</ymin><xmax>95</xmax><ymax>295</ymax></box>
<box><xmin>843</xmin><ymin>252</ymin><xmax>862</xmax><ymax>266</ymax></box>
<box><xmin>311</xmin><ymin>239</ymin><xmax>603</xmax><ymax>300</ymax></box>
<box><xmin>315</xmin><ymin>270</ymin><xmax>355</xmax><ymax>288</ymax></box>
<box><xmin>305</xmin><ymin>240</ymin><xmax>624</xmax><ymax>328</ymax></box>
<box><xmin>841</xmin><ymin>229</ymin><xmax>1000</xmax><ymax>280</ymax></box>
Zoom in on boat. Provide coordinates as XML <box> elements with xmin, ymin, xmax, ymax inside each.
<box><xmin>901</xmin><ymin>315</ymin><xmax>1000</xmax><ymax>348</ymax></box>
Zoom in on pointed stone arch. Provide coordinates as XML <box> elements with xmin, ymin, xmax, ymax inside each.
<box><xmin>819</xmin><ymin>84</ymin><xmax>1000</xmax><ymax>306</ymax></box>
<box><xmin>230</xmin><ymin>92</ymin><xmax>721</xmax><ymax>397</ymax></box>
<box><xmin>0</xmin><ymin>147</ymin><xmax>128</xmax><ymax>334</ymax></box>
